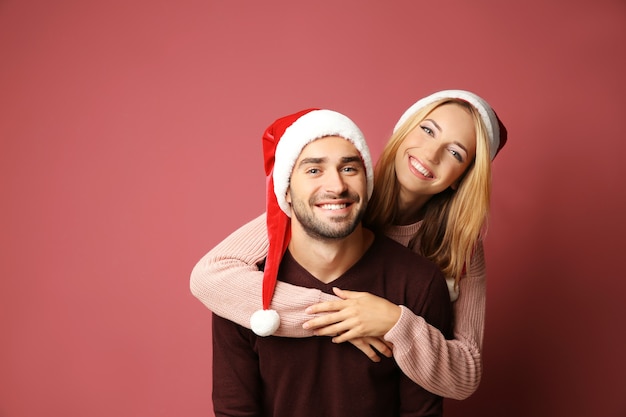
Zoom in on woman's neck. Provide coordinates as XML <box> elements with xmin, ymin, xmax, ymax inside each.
<box><xmin>395</xmin><ymin>190</ymin><xmax>431</xmax><ymax>225</ymax></box>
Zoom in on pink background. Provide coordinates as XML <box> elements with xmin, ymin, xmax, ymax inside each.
<box><xmin>2</xmin><ymin>1</ymin><xmax>625</xmax><ymax>416</ymax></box>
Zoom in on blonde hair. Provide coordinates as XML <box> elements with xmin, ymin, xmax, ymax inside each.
<box><xmin>365</xmin><ymin>99</ymin><xmax>492</xmax><ymax>286</ymax></box>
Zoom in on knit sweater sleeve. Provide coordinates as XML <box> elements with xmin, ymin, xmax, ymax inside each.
<box><xmin>189</xmin><ymin>213</ymin><xmax>338</xmax><ymax>337</ymax></box>
<box><xmin>384</xmin><ymin>241</ymin><xmax>486</xmax><ymax>400</ymax></box>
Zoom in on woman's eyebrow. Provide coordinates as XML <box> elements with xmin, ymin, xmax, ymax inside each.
<box><xmin>424</xmin><ymin>118</ymin><xmax>442</xmax><ymax>132</ymax></box>
<box><xmin>453</xmin><ymin>141</ymin><xmax>469</xmax><ymax>154</ymax></box>
<box><xmin>424</xmin><ymin>119</ymin><xmax>469</xmax><ymax>154</ymax></box>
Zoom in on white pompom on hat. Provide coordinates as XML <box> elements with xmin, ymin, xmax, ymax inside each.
<box><xmin>394</xmin><ymin>89</ymin><xmax>508</xmax><ymax>160</ymax></box>
<box><xmin>251</xmin><ymin>108</ymin><xmax>373</xmax><ymax>337</ymax></box>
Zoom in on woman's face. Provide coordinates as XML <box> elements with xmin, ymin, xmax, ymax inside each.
<box><xmin>394</xmin><ymin>103</ymin><xmax>477</xmax><ymax>200</ymax></box>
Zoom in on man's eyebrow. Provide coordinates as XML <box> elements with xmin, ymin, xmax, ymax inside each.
<box><xmin>298</xmin><ymin>155</ymin><xmax>363</xmax><ymax>167</ymax></box>
<box><xmin>341</xmin><ymin>155</ymin><xmax>363</xmax><ymax>164</ymax></box>
<box><xmin>297</xmin><ymin>157</ymin><xmax>326</xmax><ymax>167</ymax></box>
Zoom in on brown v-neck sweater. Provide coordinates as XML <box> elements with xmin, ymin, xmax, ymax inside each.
<box><xmin>212</xmin><ymin>234</ymin><xmax>452</xmax><ymax>417</ymax></box>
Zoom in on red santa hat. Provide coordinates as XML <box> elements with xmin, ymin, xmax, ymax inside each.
<box><xmin>394</xmin><ymin>89</ymin><xmax>508</xmax><ymax>160</ymax></box>
<box><xmin>250</xmin><ymin>108</ymin><xmax>373</xmax><ymax>336</ymax></box>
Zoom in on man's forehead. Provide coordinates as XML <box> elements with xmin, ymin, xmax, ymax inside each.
<box><xmin>297</xmin><ymin>135</ymin><xmax>359</xmax><ymax>157</ymax></box>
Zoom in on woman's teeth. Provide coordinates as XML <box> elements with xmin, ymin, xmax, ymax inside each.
<box><xmin>411</xmin><ymin>159</ymin><xmax>432</xmax><ymax>178</ymax></box>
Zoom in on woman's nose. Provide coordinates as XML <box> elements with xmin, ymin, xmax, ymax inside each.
<box><xmin>423</xmin><ymin>142</ymin><xmax>442</xmax><ymax>164</ymax></box>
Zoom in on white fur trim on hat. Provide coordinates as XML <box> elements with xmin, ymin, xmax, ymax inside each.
<box><xmin>394</xmin><ymin>90</ymin><xmax>501</xmax><ymax>161</ymax></box>
<box><xmin>273</xmin><ymin>109</ymin><xmax>374</xmax><ymax>216</ymax></box>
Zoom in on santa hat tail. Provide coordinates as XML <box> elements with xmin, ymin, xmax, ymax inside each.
<box><xmin>262</xmin><ymin>172</ymin><xmax>291</xmax><ymax>311</ymax></box>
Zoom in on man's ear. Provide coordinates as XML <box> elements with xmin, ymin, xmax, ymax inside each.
<box><xmin>285</xmin><ymin>187</ymin><xmax>292</xmax><ymax>204</ymax></box>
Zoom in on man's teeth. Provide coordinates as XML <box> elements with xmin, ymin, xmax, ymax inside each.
<box><xmin>320</xmin><ymin>203</ymin><xmax>348</xmax><ymax>210</ymax></box>
<box><xmin>411</xmin><ymin>159</ymin><xmax>432</xmax><ymax>177</ymax></box>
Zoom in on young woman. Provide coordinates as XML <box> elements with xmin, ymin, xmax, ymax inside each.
<box><xmin>190</xmin><ymin>89</ymin><xmax>507</xmax><ymax>400</ymax></box>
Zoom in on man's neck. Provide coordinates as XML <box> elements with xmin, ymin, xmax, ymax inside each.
<box><xmin>287</xmin><ymin>225</ymin><xmax>374</xmax><ymax>284</ymax></box>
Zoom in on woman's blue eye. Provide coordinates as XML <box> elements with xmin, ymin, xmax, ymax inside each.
<box><xmin>449</xmin><ymin>149</ymin><xmax>463</xmax><ymax>162</ymax></box>
<box><xmin>420</xmin><ymin>125</ymin><xmax>433</xmax><ymax>135</ymax></box>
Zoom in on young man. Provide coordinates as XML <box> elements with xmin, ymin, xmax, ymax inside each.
<box><xmin>210</xmin><ymin>109</ymin><xmax>452</xmax><ymax>417</ymax></box>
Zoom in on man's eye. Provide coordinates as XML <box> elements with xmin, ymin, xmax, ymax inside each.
<box><xmin>341</xmin><ymin>166</ymin><xmax>360</xmax><ymax>175</ymax></box>
<box><xmin>307</xmin><ymin>168</ymin><xmax>320</xmax><ymax>174</ymax></box>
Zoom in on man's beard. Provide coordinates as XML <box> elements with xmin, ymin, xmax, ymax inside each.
<box><xmin>290</xmin><ymin>192</ymin><xmax>366</xmax><ymax>241</ymax></box>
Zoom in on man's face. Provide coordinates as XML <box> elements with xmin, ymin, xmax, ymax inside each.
<box><xmin>286</xmin><ymin>136</ymin><xmax>368</xmax><ymax>240</ymax></box>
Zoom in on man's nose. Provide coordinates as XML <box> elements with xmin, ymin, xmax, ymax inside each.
<box><xmin>324</xmin><ymin>170</ymin><xmax>348</xmax><ymax>194</ymax></box>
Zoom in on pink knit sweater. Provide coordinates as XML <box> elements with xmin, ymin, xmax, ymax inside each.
<box><xmin>190</xmin><ymin>213</ymin><xmax>486</xmax><ymax>400</ymax></box>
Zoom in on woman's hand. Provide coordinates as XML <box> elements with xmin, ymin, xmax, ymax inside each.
<box><xmin>303</xmin><ymin>287</ymin><xmax>402</xmax><ymax>343</ymax></box>
<box><xmin>348</xmin><ymin>337</ymin><xmax>394</xmax><ymax>362</ymax></box>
